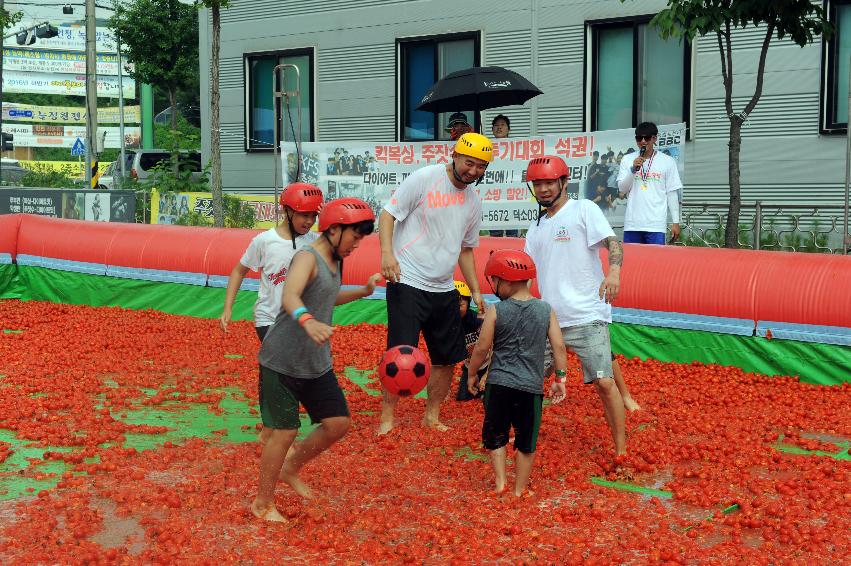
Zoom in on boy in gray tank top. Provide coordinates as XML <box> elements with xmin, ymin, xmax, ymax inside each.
<box><xmin>467</xmin><ymin>250</ymin><xmax>568</xmax><ymax>497</ymax></box>
<box><xmin>252</xmin><ymin>198</ymin><xmax>381</xmax><ymax>523</ymax></box>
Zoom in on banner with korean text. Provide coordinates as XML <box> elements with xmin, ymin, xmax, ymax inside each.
<box><xmin>1</xmin><ymin>102</ymin><xmax>141</xmax><ymax>125</ymax></box>
<box><xmin>2</xmin><ymin>24</ymin><xmax>116</xmax><ymax>52</ymax></box>
<box><xmin>280</xmin><ymin>123</ymin><xmax>685</xmax><ymax>230</ymax></box>
<box><xmin>150</xmin><ymin>189</ymin><xmax>279</xmax><ymax>229</ymax></box>
<box><xmin>0</xmin><ymin>124</ymin><xmax>141</xmax><ymax>149</ymax></box>
<box><xmin>0</xmin><ymin>188</ymin><xmax>135</xmax><ymax>222</ymax></box>
<box><xmin>2</xmin><ymin>70</ymin><xmax>136</xmax><ymax>98</ymax></box>
<box><xmin>2</xmin><ymin>48</ymin><xmax>129</xmax><ymax>76</ymax></box>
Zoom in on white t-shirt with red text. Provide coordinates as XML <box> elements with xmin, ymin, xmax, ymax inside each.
<box><xmin>616</xmin><ymin>150</ymin><xmax>683</xmax><ymax>232</ymax></box>
<box><xmin>240</xmin><ymin>228</ymin><xmax>319</xmax><ymax>327</ymax></box>
<box><xmin>525</xmin><ymin>199</ymin><xmax>615</xmax><ymax>328</ymax></box>
<box><xmin>384</xmin><ymin>164</ymin><xmax>482</xmax><ymax>292</ymax></box>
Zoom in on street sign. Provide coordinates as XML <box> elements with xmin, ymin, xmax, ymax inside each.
<box><xmin>71</xmin><ymin>137</ymin><xmax>86</xmax><ymax>156</ymax></box>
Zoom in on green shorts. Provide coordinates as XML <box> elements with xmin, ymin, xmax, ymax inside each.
<box><xmin>258</xmin><ymin>366</ymin><xmax>349</xmax><ymax>430</ymax></box>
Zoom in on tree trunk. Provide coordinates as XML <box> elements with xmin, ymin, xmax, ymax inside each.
<box><xmin>723</xmin><ymin>24</ymin><xmax>773</xmax><ymax>249</ymax></box>
<box><xmin>210</xmin><ymin>2</ymin><xmax>223</xmax><ymax>227</ymax></box>
<box><xmin>169</xmin><ymin>87</ymin><xmax>179</xmax><ymax>176</ymax></box>
<box><xmin>724</xmin><ymin>119</ymin><xmax>743</xmax><ymax>248</ymax></box>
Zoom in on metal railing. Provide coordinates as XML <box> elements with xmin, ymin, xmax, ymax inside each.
<box><xmin>677</xmin><ymin>202</ymin><xmax>850</xmax><ymax>254</ymax></box>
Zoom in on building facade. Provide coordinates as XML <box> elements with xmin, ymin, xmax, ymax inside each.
<box><xmin>198</xmin><ymin>0</ymin><xmax>850</xmax><ymax>214</ymax></box>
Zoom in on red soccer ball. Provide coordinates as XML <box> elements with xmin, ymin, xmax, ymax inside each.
<box><xmin>378</xmin><ymin>345</ymin><xmax>431</xmax><ymax>397</ymax></box>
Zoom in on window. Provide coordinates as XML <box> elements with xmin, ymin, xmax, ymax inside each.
<box><xmin>824</xmin><ymin>1</ymin><xmax>851</xmax><ymax>132</ymax></box>
<box><xmin>245</xmin><ymin>49</ymin><xmax>314</xmax><ymax>151</ymax></box>
<box><xmin>589</xmin><ymin>19</ymin><xmax>690</xmax><ymax>132</ymax></box>
<box><xmin>398</xmin><ymin>33</ymin><xmax>480</xmax><ymax>141</ymax></box>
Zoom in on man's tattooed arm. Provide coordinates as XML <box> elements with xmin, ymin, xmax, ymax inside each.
<box><xmin>604</xmin><ymin>237</ymin><xmax>623</xmax><ymax>267</ymax></box>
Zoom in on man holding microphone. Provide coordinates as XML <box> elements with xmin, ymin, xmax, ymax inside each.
<box><xmin>616</xmin><ymin>122</ymin><xmax>683</xmax><ymax>245</ymax></box>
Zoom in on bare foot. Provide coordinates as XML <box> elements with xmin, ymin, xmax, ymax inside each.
<box><xmin>251</xmin><ymin>500</ymin><xmax>286</xmax><ymax>523</ymax></box>
<box><xmin>279</xmin><ymin>465</ymin><xmax>314</xmax><ymax>500</ymax></box>
<box><xmin>614</xmin><ymin>465</ymin><xmax>635</xmax><ymax>482</ymax></box>
<box><xmin>377</xmin><ymin>420</ymin><xmax>394</xmax><ymax>436</ymax></box>
<box><xmin>514</xmin><ymin>488</ymin><xmax>535</xmax><ymax>498</ymax></box>
<box><xmin>623</xmin><ymin>397</ymin><xmax>641</xmax><ymax>412</ymax></box>
<box><xmin>495</xmin><ymin>481</ymin><xmax>506</xmax><ymax>494</ymax></box>
<box><xmin>421</xmin><ymin>418</ymin><xmax>449</xmax><ymax>432</ymax></box>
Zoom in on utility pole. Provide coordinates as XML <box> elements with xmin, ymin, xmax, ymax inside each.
<box><xmin>117</xmin><ymin>32</ymin><xmax>126</xmax><ymax>179</ymax></box>
<box><xmin>1</xmin><ymin>0</ymin><xmax>6</xmax><ymax>183</ymax></box>
<box><xmin>85</xmin><ymin>0</ymin><xmax>97</xmax><ymax>189</ymax></box>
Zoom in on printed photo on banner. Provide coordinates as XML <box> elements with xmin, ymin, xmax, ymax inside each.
<box><xmin>84</xmin><ymin>193</ymin><xmax>109</xmax><ymax>222</ymax></box>
<box><xmin>283</xmin><ymin>149</ymin><xmax>321</xmax><ymax>185</ymax></box>
<box><xmin>62</xmin><ymin>193</ymin><xmax>83</xmax><ymax>220</ymax></box>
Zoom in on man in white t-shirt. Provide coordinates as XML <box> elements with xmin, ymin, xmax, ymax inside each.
<box><xmin>616</xmin><ymin>122</ymin><xmax>683</xmax><ymax>245</ymax></box>
<box><xmin>524</xmin><ymin>155</ymin><xmax>639</xmax><ymax>463</ymax></box>
<box><xmin>378</xmin><ymin>132</ymin><xmax>492</xmax><ymax>434</ymax></box>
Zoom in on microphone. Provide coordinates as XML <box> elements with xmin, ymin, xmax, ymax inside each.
<box><xmin>640</xmin><ymin>146</ymin><xmax>647</xmax><ymax>157</ymax></box>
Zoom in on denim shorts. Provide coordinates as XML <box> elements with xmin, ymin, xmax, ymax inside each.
<box><xmin>545</xmin><ymin>321</ymin><xmax>613</xmax><ymax>384</ymax></box>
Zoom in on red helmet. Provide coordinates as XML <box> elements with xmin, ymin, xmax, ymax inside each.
<box><xmin>318</xmin><ymin>197</ymin><xmax>375</xmax><ymax>232</ymax></box>
<box><xmin>280</xmin><ymin>182</ymin><xmax>323</xmax><ymax>212</ymax></box>
<box><xmin>484</xmin><ymin>249</ymin><xmax>537</xmax><ymax>281</ymax></box>
<box><xmin>526</xmin><ymin>155</ymin><xmax>569</xmax><ymax>182</ymax></box>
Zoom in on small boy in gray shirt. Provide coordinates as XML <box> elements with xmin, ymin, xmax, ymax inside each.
<box><xmin>467</xmin><ymin>249</ymin><xmax>568</xmax><ymax>497</ymax></box>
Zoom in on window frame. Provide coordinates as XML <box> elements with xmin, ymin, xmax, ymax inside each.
<box><xmin>396</xmin><ymin>31</ymin><xmax>482</xmax><ymax>142</ymax></box>
<box><xmin>586</xmin><ymin>16</ymin><xmax>692</xmax><ymax>134</ymax></box>
<box><xmin>243</xmin><ymin>47</ymin><xmax>316</xmax><ymax>153</ymax></box>
<box><xmin>822</xmin><ymin>0</ymin><xmax>851</xmax><ymax>133</ymax></box>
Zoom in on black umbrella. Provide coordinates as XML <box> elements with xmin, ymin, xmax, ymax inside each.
<box><xmin>415</xmin><ymin>66</ymin><xmax>543</xmax><ymax>113</ymax></box>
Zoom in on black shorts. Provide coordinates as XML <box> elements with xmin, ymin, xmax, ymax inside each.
<box><xmin>482</xmin><ymin>383</ymin><xmax>543</xmax><ymax>454</ymax></box>
<box><xmin>258</xmin><ymin>366</ymin><xmax>350</xmax><ymax>430</ymax></box>
<box><xmin>386</xmin><ymin>282</ymin><xmax>466</xmax><ymax>366</ymax></box>
<box><xmin>255</xmin><ymin>325</ymin><xmax>270</xmax><ymax>342</ymax></box>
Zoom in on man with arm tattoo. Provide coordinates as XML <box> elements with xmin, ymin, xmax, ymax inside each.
<box><xmin>524</xmin><ymin>155</ymin><xmax>640</xmax><ymax>474</ymax></box>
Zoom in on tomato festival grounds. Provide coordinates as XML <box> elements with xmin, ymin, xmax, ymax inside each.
<box><xmin>0</xmin><ymin>300</ymin><xmax>848</xmax><ymax>564</ymax></box>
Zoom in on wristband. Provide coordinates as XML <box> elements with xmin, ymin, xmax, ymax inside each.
<box><xmin>298</xmin><ymin>313</ymin><xmax>314</xmax><ymax>326</ymax></box>
<box><xmin>555</xmin><ymin>370</ymin><xmax>567</xmax><ymax>378</ymax></box>
<box><xmin>292</xmin><ymin>306</ymin><xmax>308</xmax><ymax>320</ymax></box>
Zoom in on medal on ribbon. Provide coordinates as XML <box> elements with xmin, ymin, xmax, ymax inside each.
<box><xmin>639</xmin><ymin>152</ymin><xmax>655</xmax><ymax>191</ymax></box>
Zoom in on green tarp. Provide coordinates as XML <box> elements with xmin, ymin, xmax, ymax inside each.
<box><xmin>609</xmin><ymin>324</ymin><xmax>849</xmax><ymax>386</ymax></box>
<box><xmin>1</xmin><ymin>264</ymin><xmax>847</xmax><ymax>385</ymax></box>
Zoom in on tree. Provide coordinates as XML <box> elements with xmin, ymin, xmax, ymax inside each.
<box><xmin>196</xmin><ymin>0</ymin><xmax>230</xmax><ymax>227</ymax></box>
<box><xmin>637</xmin><ymin>0</ymin><xmax>832</xmax><ymax>248</ymax></box>
<box><xmin>109</xmin><ymin>0</ymin><xmax>198</xmax><ymax>175</ymax></box>
<box><xmin>1</xmin><ymin>5</ymin><xmax>23</xmax><ymax>31</ymax></box>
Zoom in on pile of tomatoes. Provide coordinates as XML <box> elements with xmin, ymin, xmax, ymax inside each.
<box><xmin>0</xmin><ymin>300</ymin><xmax>848</xmax><ymax>564</ymax></box>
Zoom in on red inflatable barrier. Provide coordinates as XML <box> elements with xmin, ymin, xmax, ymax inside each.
<box><xmin>16</xmin><ymin>215</ymin><xmax>124</xmax><ymax>265</ymax></box>
<box><xmin>206</xmin><ymin>227</ymin><xmax>265</xmax><ymax>278</ymax></box>
<box><xmin>1</xmin><ymin>214</ymin><xmax>850</xmax><ymax>328</ymax></box>
<box><xmin>751</xmin><ymin>250</ymin><xmax>851</xmax><ymax>328</ymax></box>
<box><xmin>0</xmin><ymin>213</ymin><xmax>22</xmax><ymax>259</ymax></box>
<box><xmin>608</xmin><ymin>245</ymin><xmax>760</xmax><ymax>321</ymax></box>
